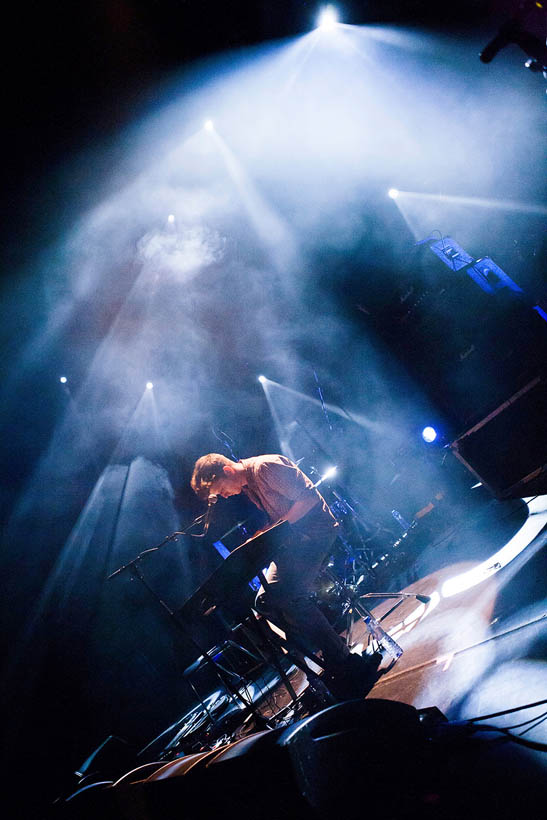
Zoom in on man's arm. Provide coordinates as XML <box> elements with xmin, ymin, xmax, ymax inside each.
<box><xmin>237</xmin><ymin>494</ymin><xmax>318</xmax><ymax>546</ymax></box>
<box><xmin>256</xmin><ymin>457</ymin><xmax>320</xmax><ymax>525</ymax></box>
<box><xmin>282</xmin><ymin>494</ymin><xmax>319</xmax><ymax>524</ymax></box>
<box><xmin>234</xmin><ymin>518</ymin><xmax>286</xmax><ymax>549</ymax></box>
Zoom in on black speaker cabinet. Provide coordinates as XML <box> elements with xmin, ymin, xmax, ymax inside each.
<box><xmin>450</xmin><ymin>376</ymin><xmax>547</xmax><ymax>499</ymax></box>
<box><xmin>386</xmin><ymin>264</ymin><xmax>547</xmax><ymax>429</ymax></box>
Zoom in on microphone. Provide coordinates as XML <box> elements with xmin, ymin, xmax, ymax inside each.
<box><xmin>203</xmin><ymin>493</ymin><xmax>219</xmax><ymax>535</ymax></box>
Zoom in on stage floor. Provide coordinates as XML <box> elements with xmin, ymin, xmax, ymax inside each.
<box><xmin>245</xmin><ymin>494</ymin><xmax>547</xmax><ymax>762</ymax></box>
<box><xmin>55</xmin><ymin>493</ymin><xmax>547</xmax><ymax>820</ymax></box>
<box><xmin>141</xmin><ymin>493</ymin><xmax>547</xmax><ymax>776</ymax></box>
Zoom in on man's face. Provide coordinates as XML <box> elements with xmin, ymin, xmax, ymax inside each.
<box><xmin>209</xmin><ymin>466</ymin><xmax>242</xmax><ymax>499</ymax></box>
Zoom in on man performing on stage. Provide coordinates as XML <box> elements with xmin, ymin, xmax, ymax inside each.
<box><xmin>191</xmin><ymin>452</ymin><xmax>381</xmax><ymax>698</ymax></box>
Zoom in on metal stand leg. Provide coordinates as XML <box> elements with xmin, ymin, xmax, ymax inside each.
<box><xmin>252</xmin><ymin>616</ymin><xmax>336</xmax><ymax>711</ymax></box>
<box><xmin>323</xmin><ymin>570</ymin><xmax>420</xmax><ymax>663</ymax></box>
<box><xmin>250</xmin><ymin>615</ymin><xmax>299</xmax><ymax>702</ymax></box>
<box><xmin>352</xmin><ymin>600</ymin><xmax>403</xmax><ymax>662</ymax></box>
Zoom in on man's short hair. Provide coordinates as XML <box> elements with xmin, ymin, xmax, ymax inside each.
<box><xmin>191</xmin><ymin>453</ymin><xmax>234</xmax><ymax>499</ymax></box>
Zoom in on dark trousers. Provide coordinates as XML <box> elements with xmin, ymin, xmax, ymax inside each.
<box><xmin>254</xmin><ymin>526</ymin><xmax>349</xmax><ymax>669</ymax></box>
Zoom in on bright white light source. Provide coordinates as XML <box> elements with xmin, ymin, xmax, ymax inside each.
<box><xmin>258</xmin><ymin>374</ymin><xmax>267</xmax><ymax>384</ymax></box>
<box><xmin>146</xmin><ymin>382</ymin><xmax>154</xmax><ymax>390</ymax></box>
<box><xmin>388</xmin><ymin>188</ymin><xmax>399</xmax><ymax>199</ymax></box>
<box><xmin>59</xmin><ymin>376</ymin><xmax>67</xmax><ymax>384</ymax></box>
<box><xmin>422</xmin><ymin>426</ymin><xmax>437</xmax><ymax>443</ymax></box>
<box><xmin>317</xmin><ymin>5</ymin><xmax>339</xmax><ymax>30</ymax></box>
<box><xmin>441</xmin><ymin>495</ymin><xmax>547</xmax><ymax>598</ymax></box>
<box><xmin>204</xmin><ymin>119</ymin><xmax>214</xmax><ymax>132</ymax></box>
<box><xmin>167</xmin><ymin>214</ymin><xmax>175</xmax><ymax>223</ymax></box>
<box><xmin>313</xmin><ymin>466</ymin><xmax>337</xmax><ymax>490</ymax></box>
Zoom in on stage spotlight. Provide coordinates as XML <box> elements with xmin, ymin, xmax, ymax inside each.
<box><xmin>204</xmin><ymin>119</ymin><xmax>214</xmax><ymax>132</ymax></box>
<box><xmin>146</xmin><ymin>382</ymin><xmax>154</xmax><ymax>390</ymax></box>
<box><xmin>388</xmin><ymin>188</ymin><xmax>399</xmax><ymax>199</ymax></box>
<box><xmin>59</xmin><ymin>376</ymin><xmax>67</xmax><ymax>384</ymax></box>
<box><xmin>167</xmin><ymin>214</ymin><xmax>175</xmax><ymax>223</ymax></box>
<box><xmin>321</xmin><ymin>465</ymin><xmax>337</xmax><ymax>481</ymax></box>
<box><xmin>312</xmin><ymin>465</ymin><xmax>337</xmax><ymax>489</ymax></box>
<box><xmin>317</xmin><ymin>5</ymin><xmax>339</xmax><ymax>30</ymax></box>
<box><xmin>422</xmin><ymin>426</ymin><xmax>437</xmax><ymax>443</ymax></box>
<box><xmin>258</xmin><ymin>375</ymin><xmax>267</xmax><ymax>384</ymax></box>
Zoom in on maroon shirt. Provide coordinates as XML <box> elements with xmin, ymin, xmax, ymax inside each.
<box><xmin>239</xmin><ymin>455</ymin><xmax>337</xmax><ymax>539</ymax></box>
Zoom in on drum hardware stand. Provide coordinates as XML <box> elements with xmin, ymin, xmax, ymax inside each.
<box><xmin>306</xmin><ymin>473</ymin><xmax>418</xmax><ymax>662</ymax></box>
<box><xmin>322</xmin><ymin>569</ymin><xmax>430</xmax><ymax>665</ymax></box>
<box><xmin>358</xmin><ymin>591</ymin><xmax>430</xmax><ymax>659</ymax></box>
<box><xmin>308</xmin><ymin>465</ymin><xmax>381</xmax><ymax>586</ymax></box>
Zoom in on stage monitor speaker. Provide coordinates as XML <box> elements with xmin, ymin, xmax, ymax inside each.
<box><xmin>450</xmin><ymin>376</ymin><xmax>547</xmax><ymax>498</ymax></box>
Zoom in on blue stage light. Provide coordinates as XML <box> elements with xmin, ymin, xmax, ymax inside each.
<box><xmin>422</xmin><ymin>426</ymin><xmax>437</xmax><ymax>443</ymax></box>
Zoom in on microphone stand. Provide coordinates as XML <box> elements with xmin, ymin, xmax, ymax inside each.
<box><xmin>212</xmin><ymin>426</ymin><xmax>239</xmax><ymax>461</ymax></box>
<box><xmin>106</xmin><ymin>506</ymin><xmax>211</xmax><ymax>583</ymax></box>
